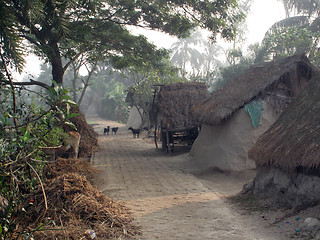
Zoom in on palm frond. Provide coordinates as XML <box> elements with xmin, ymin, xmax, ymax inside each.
<box><xmin>264</xmin><ymin>16</ymin><xmax>310</xmax><ymax>38</ymax></box>
<box><xmin>287</xmin><ymin>0</ymin><xmax>320</xmax><ymax>16</ymax></box>
<box><xmin>309</xmin><ymin>15</ymin><xmax>320</xmax><ymax>32</ymax></box>
<box><xmin>0</xmin><ymin>1</ymin><xmax>25</xmax><ymax>72</ymax></box>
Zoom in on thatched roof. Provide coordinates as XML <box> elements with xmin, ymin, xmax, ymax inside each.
<box><xmin>248</xmin><ymin>74</ymin><xmax>320</xmax><ymax>173</ymax></box>
<box><xmin>157</xmin><ymin>82</ymin><xmax>209</xmax><ymax>129</ymax></box>
<box><xmin>192</xmin><ymin>55</ymin><xmax>319</xmax><ymax>125</ymax></box>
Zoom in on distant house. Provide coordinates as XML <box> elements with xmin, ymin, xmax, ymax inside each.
<box><xmin>155</xmin><ymin>82</ymin><xmax>210</xmax><ymax>151</ymax></box>
<box><xmin>248</xmin><ymin>74</ymin><xmax>320</xmax><ymax>206</ymax></box>
<box><xmin>190</xmin><ymin>55</ymin><xmax>319</xmax><ymax>171</ymax></box>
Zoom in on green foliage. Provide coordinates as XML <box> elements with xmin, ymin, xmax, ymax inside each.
<box><xmin>0</xmin><ymin>80</ymin><xmax>76</xmax><ymax>239</ymax></box>
<box><xmin>215</xmin><ymin>63</ymin><xmax>250</xmax><ymax>91</ymax></box>
<box><xmin>83</xmin><ymin>63</ymin><xmax>130</xmax><ymax>122</ymax></box>
<box><xmin>280</xmin><ymin>0</ymin><xmax>320</xmax><ymax>17</ymax></box>
<box><xmin>1</xmin><ymin>0</ymin><xmax>245</xmax><ymax>85</ymax></box>
<box><xmin>100</xmin><ymin>79</ymin><xmax>129</xmax><ymax>123</ymax></box>
<box><xmin>262</xmin><ymin>26</ymin><xmax>320</xmax><ymax>59</ymax></box>
<box><xmin>210</xmin><ymin>47</ymin><xmax>255</xmax><ymax>92</ymax></box>
<box><xmin>259</xmin><ymin>1</ymin><xmax>320</xmax><ymax>65</ymax></box>
<box><xmin>45</xmin><ymin>81</ymin><xmax>78</xmax><ymax>128</ymax></box>
<box><xmin>0</xmin><ymin>1</ymin><xmax>25</xmax><ymax>73</ymax></box>
<box><xmin>126</xmin><ymin>61</ymin><xmax>184</xmax><ymax>128</ymax></box>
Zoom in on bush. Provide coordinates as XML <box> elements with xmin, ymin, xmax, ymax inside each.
<box><xmin>0</xmin><ymin>83</ymin><xmax>77</xmax><ymax>239</ymax></box>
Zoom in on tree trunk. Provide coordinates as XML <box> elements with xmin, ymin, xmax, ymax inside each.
<box><xmin>50</xmin><ymin>43</ymin><xmax>64</xmax><ymax>85</ymax></box>
<box><xmin>77</xmin><ymin>62</ymin><xmax>97</xmax><ymax>106</ymax></box>
<box><xmin>72</xmin><ymin>63</ymin><xmax>78</xmax><ymax>102</ymax></box>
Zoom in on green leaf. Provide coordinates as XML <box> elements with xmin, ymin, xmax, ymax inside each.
<box><xmin>23</xmin><ymin>131</ymin><xmax>30</xmax><ymax>142</ymax></box>
<box><xmin>4</xmin><ymin>112</ymin><xmax>13</xmax><ymax>118</ymax></box>
<box><xmin>66</xmin><ymin>113</ymin><xmax>80</xmax><ymax>119</ymax></box>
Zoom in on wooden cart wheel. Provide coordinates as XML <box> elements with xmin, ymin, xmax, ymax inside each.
<box><xmin>154</xmin><ymin>121</ymin><xmax>158</xmax><ymax>148</ymax></box>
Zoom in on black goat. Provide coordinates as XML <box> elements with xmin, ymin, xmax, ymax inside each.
<box><xmin>103</xmin><ymin>126</ymin><xmax>110</xmax><ymax>135</ymax></box>
<box><xmin>128</xmin><ymin>127</ymin><xmax>140</xmax><ymax>138</ymax></box>
<box><xmin>112</xmin><ymin>127</ymin><xmax>119</xmax><ymax>134</ymax></box>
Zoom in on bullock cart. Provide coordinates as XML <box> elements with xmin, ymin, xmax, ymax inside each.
<box><xmin>152</xmin><ymin>82</ymin><xmax>209</xmax><ymax>152</ymax></box>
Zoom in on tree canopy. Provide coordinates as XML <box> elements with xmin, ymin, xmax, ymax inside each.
<box><xmin>253</xmin><ymin>0</ymin><xmax>320</xmax><ymax>63</ymax></box>
<box><xmin>0</xmin><ymin>0</ymin><xmax>245</xmax><ymax>86</ymax></box>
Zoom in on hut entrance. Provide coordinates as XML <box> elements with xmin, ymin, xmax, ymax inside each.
<box><xmin>152</xmin><ymin>82</ymin><xmax>209</xmax><ymax>153</ymax></box>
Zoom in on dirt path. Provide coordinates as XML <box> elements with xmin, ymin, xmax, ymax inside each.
<box><xmin>90</xmin><ymin>118</ymin><xmax>284</xmax><ymax>240</ymax></box>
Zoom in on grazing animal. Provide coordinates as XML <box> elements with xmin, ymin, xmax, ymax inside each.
<box><xmin>40</xmin><ymin>131</ymin><xmax>81</xmax><ymax>160</ymax></box>
<box><xmin>67</xmin><ymin>131</ymin><xmax>81</xmax><ymax>158</ymax></box>
<box><xmin>128</xmin><ymin>127</ymin><xmax>140</xmax><ymax>138</ymax></box>
<box><xmin>103</xmin><ymin>126</ymin><xmax>110</xmax><ymax>135</ymax></box>
<box><xmin>112</xmin><ymin>127</ymin><xmax>119</xmax><ymax>134</ymax></box>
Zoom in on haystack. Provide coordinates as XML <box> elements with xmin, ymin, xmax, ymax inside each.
<box><xmin>190</xmin><ymin>55</ymin><xmax>319</xmax><ymax>171</ymax></box>
<box><xmin>248</xmin><ymin>74</ymin><xmax>320</xmax><ymax>206</ymax></box>
<box><xmin>156</xmin><ymin>82</ymin><xmax>210</xmax><ymax>129</ymax></box>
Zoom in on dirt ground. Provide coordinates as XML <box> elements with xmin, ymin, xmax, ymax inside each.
<box><xmin>89</xmin><ymin>117</ymin><xmax>317</xmax><ymax>240</ymax></box>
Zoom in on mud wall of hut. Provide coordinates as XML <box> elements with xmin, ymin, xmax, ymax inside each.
<box><xmin>190</xmin><ymin>102</ymin><xmax>279</xmax><ymax>172</ymax></box>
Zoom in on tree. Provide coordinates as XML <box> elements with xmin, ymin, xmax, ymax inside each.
<box><xmin>277</xmin><ymin>0</ymin><xmax>320</xmax><ymax>17</ymax></box>
<box><xmin>1</xmin><ymin>0</ymin><xmax>245</xmax><ymax>88</ymax></box>
<box><xmin>170</xmin><ymin>30</ymin><xmax>206</xmax><ymax>77</ymax></box>
<box><xmin>126</xmin><ymin>61</ymin><xmax>183</xmax><ymax>129</ymax></box>
<box><xmin>262</xmin><ymin>26</ymin><xmax>320</xmax><ymax>59</ymax></box>
<box><xmin>84</xmin><ymin>62</ymin><xmax>131</xmax><ymax>122</ymax></box>
<box><xmin>258</xmin><ymin>0</ymin><xmax>320</xmax><ymax>62</ymax></box>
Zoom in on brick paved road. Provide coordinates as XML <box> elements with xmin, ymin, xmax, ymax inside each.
<box><xmin>91</xmin><ymin>124</ymin><xmax>281</xmax><ymax>240</ymax></box>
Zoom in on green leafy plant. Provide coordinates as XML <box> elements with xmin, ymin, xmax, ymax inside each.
<box><xmin>0</xmin><ymin>81</ymin><xmax>78</xmax><ymax>239</ymax></box>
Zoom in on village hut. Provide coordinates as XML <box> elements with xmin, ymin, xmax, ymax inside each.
<box><xmin>190</xmin><ymin>54</ymin><xmax>319</xmax><ymax>171</ymax></box>
<box><xmin>248</xmin><ymin>74</ymin><xmax>320</xmax><ymax>206</ymax></box>
<box><xmin>126</xmin><ymin>106</ymin><xmax>144</xmax><ymax>129</ymax></box>
<box><xmin>155</xmin><ymin>82</ymin><xmax>210</xmax><ymax>151</ymax></box>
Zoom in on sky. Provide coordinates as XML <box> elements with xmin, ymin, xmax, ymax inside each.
<box><xmin>17</xmin><ymin>0</ymin><xmax>286</xmax><ymax>80</ymax></box>
<box><xmin>140</xmin><ymin>0</ymin><xmax>286</xmax><ymax>48</ymax></box>
<box><xmin>246</xmin><ymin>0</ymin><xmax>286</xmax><ymax>45</ymax></box>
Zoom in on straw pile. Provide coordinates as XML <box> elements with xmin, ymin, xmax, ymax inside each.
<box><xmin>157</xmin><ymin>82</ymin><xmax>209</xmax><ymax>129</ymax></box>
<box><xmin>18</xmin><ymin>158</ymin><xmax>141</xmax><ymax>239</ymax></box>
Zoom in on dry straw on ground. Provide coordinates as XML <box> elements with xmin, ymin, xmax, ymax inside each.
<box><xmin>18</xmin><ymin>158</ymin><xmax>141</xmax><ymax>240</ymax></box>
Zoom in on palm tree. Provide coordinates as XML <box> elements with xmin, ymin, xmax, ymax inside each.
<box><xmin>170</xmin><ymin>30</ymin><xmax>206</xmax><ymax>77</ymax></box>
<box><xmin>0</xmin><ymin>2</ymin><xmax>25</xmax><ymax>76</ymax></box>
<box><xmin>257</xmin><ymin>0</ymin><xmax>320</xmax><ymax>62</ymax></box>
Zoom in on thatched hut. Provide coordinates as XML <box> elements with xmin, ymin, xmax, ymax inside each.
<box><xmin>248</xmin><ymin>74</ymin><xmax>320</xmax><ymax>206</ymax></box>
<box><xmin>155</xmin><ymin>82</ymin><xmax>210</xmax><ymax>151</ymax></box>
<box><xmin>190</xmin><ymin>54</ymin><xmax>319</xmax><ymax>171</ymax></box>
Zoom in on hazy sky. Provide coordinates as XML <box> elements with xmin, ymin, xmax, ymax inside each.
<box><xmin>142</xmin><ymin>0</ymin><xmax>286</xmax><ymax>48</ymax></box>
<box><xmin>246</xmin><ymin>0</ymin><xmax>286</xmax><ymax>45</ymax></box>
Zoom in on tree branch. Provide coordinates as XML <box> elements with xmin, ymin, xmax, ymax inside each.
<box><xmin>26</xmin><ymin>161</ymin><xmax>47</xmax><ymax>225</ymax></box>
<box><xmin>63</xmin><ymin>51</ymin><xmax>83</xmax><ymax>73</ymax></box>
<box><xmin>0</xmin><ymin>79</ymin><xmax>50</xmax><ymax>89</ymax></box>
<box><xmin>77</xmin><ymin>61</ymin><xmax>97</xmax><ymax>105</ymax></box>
<box><xmin>0</xmin><ymin>53</ymin><xmax>18</xmax><ymax>127</ymax></box>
